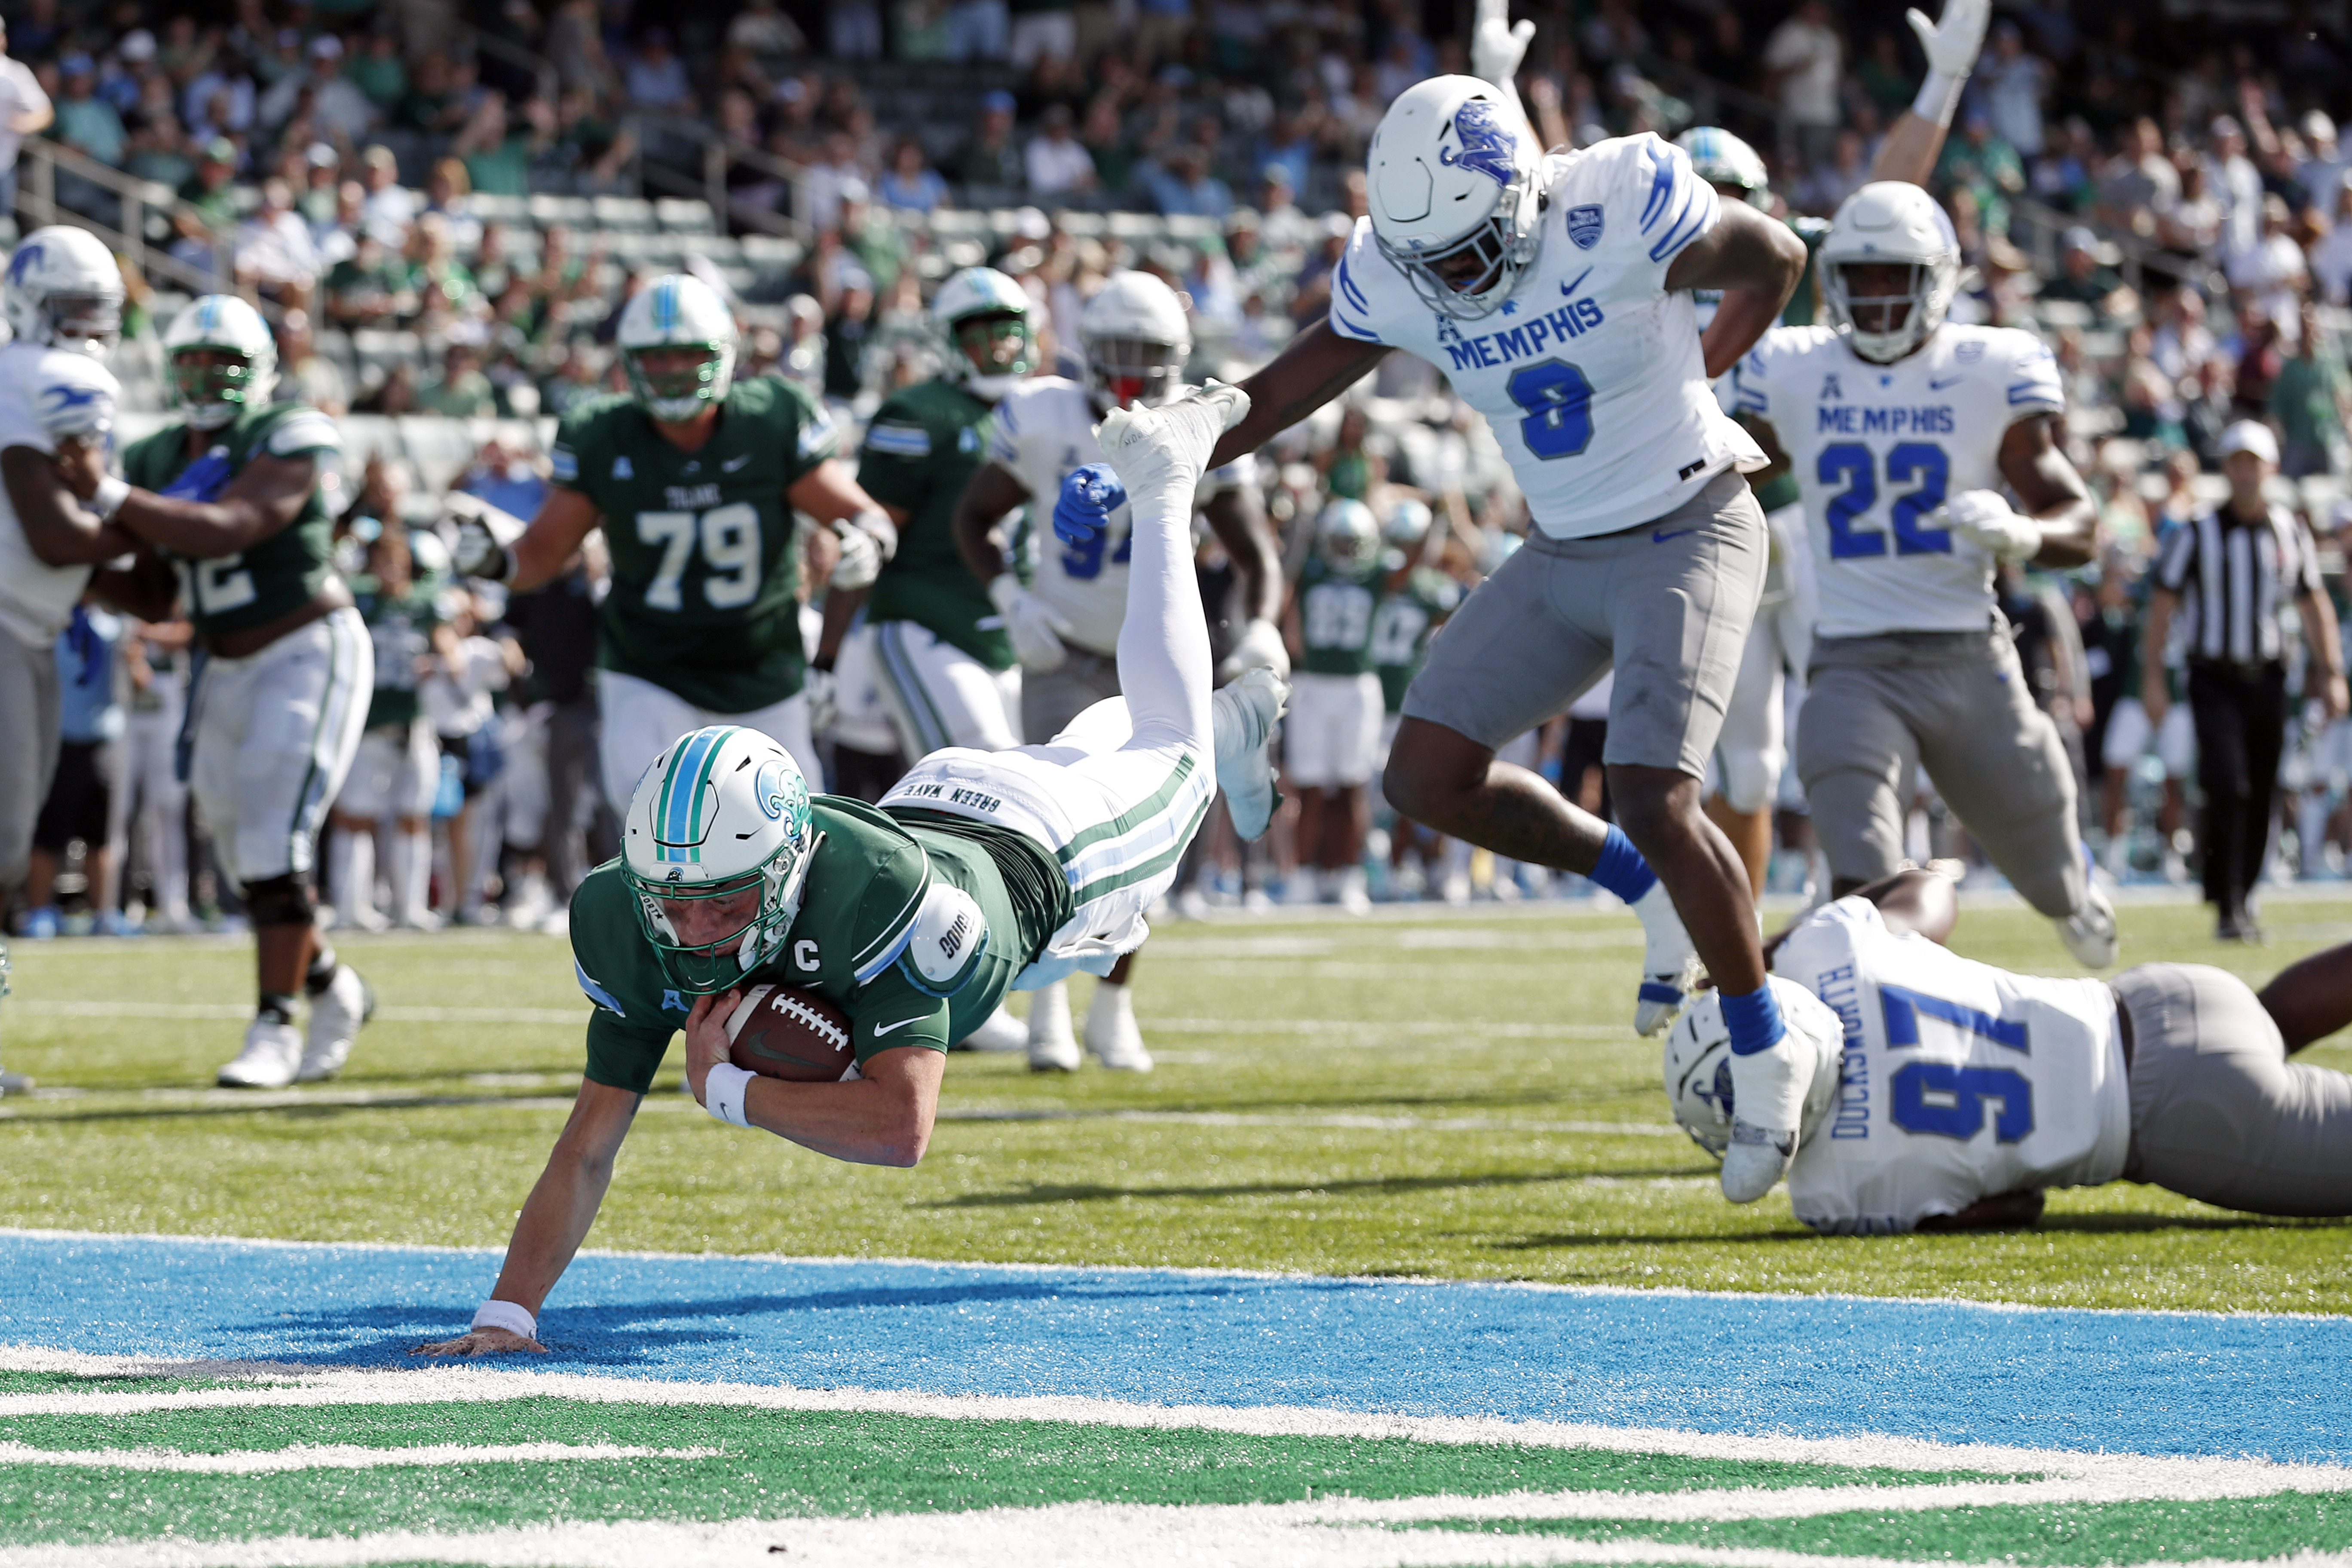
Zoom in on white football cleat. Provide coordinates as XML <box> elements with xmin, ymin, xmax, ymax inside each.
<box><xmin>1720</xmin><ymin>1120</ymin><xmax>1798</xmax><ymax>1204</ymax></box>
<box><xmin>1212</xmin><ymin>665</ymin><xmax>1288</xmax><ymax>842</ymax></box>
<box><xmin>218</xmin><ymin>1019</ymin><xmax>303</xmax><ymax>1089</ymax></box>
<box><xmin>1632</xmin><ymin>880</ymin><xmax>1698</xmax><ymax>1035</ymax></box>
<box><xmin>956</xmin><ymin>1004</ymin><xmax>1029</xmax><ymax>1054</ymax></box>
<box><xmin>1097</xmin><ymin>382</ymin><xmax>1251</xmax><ymax>502</ymax></box>
<box><xmin>1084</xmin><ymin>983</ymin><xmax>1153</xmax><ymax>1072</ymax></box>
<box><xmin>299</xmin><ymin>964</ymin><xmax>375</xmax><ymax>1083</ymax></box>
<box><xmin>2055</xmin><ymin>885</ymin><xmax>2119</xmax><ymax>969</ymax></box>
<box><xmin>1026</xmin><ymin>980</ymin><xmax>1082</xmax><ymax>1073</ymax></box>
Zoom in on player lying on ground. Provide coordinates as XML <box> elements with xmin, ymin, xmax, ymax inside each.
<box><xmin>415</xmin><ymin>385</ymin><xmax>1286</xmax><ymax>1356</ymax></box>
<box><xmin>1664</xmin><ymin>866</ymin><xmax>2352</xmax><ymax>1232</ymax></box>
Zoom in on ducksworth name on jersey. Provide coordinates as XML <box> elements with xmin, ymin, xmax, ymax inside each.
<box><xmin>1439</xmin><ymin>296</ymin><xmax>1607</xmax><ymax>373</ymax></box>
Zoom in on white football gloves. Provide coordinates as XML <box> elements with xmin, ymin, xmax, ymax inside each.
<box><xmin>1219</xmin><ymin>615</ymin><xmax>1291</xmax><ymax>683</ymax></box>
<box><xmin>1097</xmin><ymin>383</ymin><xmax>1250</xmax><ymax>507</ymax></box>
<box><xmin>1906</xmin><ymin>0</ymin><xmax>1990</xmax><ymax>83</ymax></box>
<box><xmin>801</xmin><ymin>665</ymin><xmax>838</xmax><ymax>737</ymax></box>
<box><xmin>828</xmin><ymin>511</ymin><xmax>898</xmax><ymax>592</ymax></box>
<box><xmin>989</xmin><ymin>573</ymin><xmax>1074</xmax><ymax>673</ymax></box>
<box><xmin>1470</xmin><ymin>0</ymin><xmax>1536</xmax><ymax>89</ymax></box>
<box><xmin>1941</xmin><ymin>489</ymin><xmax>2042</xmax><ymax>563</ymax></box>
<box><xmin>1719</xmin><ymin>980</ymin><xmax>1844</xmax><ymax>1204</ymax></box>
<box><xmin>447</xmin><ymin>493</ymin><xmax>526</xmax><ymax>581</ymax></box>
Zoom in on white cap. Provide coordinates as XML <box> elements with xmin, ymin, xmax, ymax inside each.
<box><xmin>2218</xmin><ymin>420</ymin><xmax>2279</xmax><ymax>465</ymax></box>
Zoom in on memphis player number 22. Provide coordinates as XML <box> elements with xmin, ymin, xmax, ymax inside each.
<box><xmin>1816</xmin><ymin>442</ymin><xmax>1952</xmax><ymax>559</ymax></box>
<box><xmin>1507</xmin><ymin>359</ymin><xmax>1596</xmax><ymax>459</ymax></box>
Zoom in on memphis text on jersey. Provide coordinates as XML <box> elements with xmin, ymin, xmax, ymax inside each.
<box><xmin>1437</xmin><ymin>295</ymin><xmax>1606</xmax><ymax>375</ymax></box>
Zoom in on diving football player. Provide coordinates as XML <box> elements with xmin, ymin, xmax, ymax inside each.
<box><xmin>414</xmin><ymin>384</ymin><xmax>1286</xmax><ymax>1357</ymax></box>
<box><xmin>1667</xmin><ymin>866</ymin><xmax>2352</xmax><ymax>1231</ymax></box>
<box><xmin>452</xmin><ymin>273</ymin><xmax>899</xmax><ymax>810</ymax></box>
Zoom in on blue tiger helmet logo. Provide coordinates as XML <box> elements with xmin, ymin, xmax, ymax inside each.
<box><xmin>1436</xmin><ymin>97</ymin><xmax>1519</xmax><ymax>187</ymax></box>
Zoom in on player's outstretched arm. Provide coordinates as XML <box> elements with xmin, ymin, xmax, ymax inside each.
<box><xmin>789</xmin><ymin>458</ymin><xmax>900</xmax><ymax>591</ymax></box>
<box><xmin>1207</xmin><ymin>320</ymin><xmax>1389</xmax><ymax>471</ymax></box>
<box><xmin>683</xmin><ymin>992</ymin><xmax>945</xmax><ymax>1167</ymax></box>
<box><xmin>1664</xmin><ymin>205</ymin><xmax>1808</xmax><ymax>379</ymax></box>
<box><xmin>3</xmin><ymin>441</ymin><xmax>140</xmax><ymax>566</ymax></box>
<box><xmin>1991</xmin><ymin>413</ymin><xmax>2097</xmax><ymax>568</ymax></box>
<box><xmin>1868</xmin><ymin>0</ymin><xmax>1989</xmax><ymax>187</ymax></box>
<box><xmin>106</xmin><ymin>453</ymin><xmax>322</xmax><ymax>559</ymax></box>
<box><xmin>459</xmin><ymin>487</ymin><xmax>600</xmax><ymax>595</ymax></box>
<box><xmin>410</xmin><ymin>1077</ymin><xmax>643</xmax><ymax>1357</ymax></box>
<box><xmin>1204</xmin><ymin>484</ymin><xmax>1288</xmax><ymax>676</ymax></box>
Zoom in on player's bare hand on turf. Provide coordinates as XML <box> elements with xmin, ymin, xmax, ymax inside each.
<box><xmin>409</xmin><ymin>1326</ymin><xmax>547</xmax><ymax>1357</ymax></box>
<box><xmin>52</xmin><ymin>435</ymin><xmax>105</xmax><ymax>501</ymax></box>
<box><xmin>683</xmin><ymin>989</ymin><xmax>741</xmax><ymax>1106</ymax></box>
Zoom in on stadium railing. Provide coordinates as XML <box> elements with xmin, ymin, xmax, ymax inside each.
<box><xmin>11</xmin><ymin>138</ymin><xmax>245</xmax><ymax>312</ymax></box>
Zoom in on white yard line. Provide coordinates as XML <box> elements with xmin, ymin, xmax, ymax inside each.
<box><xmin>0</xmin><ymin>1439</ymin><xmax>716</xmax><ymax>1474</ymax></box>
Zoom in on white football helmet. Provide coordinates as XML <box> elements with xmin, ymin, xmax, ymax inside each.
<box><xmin>1819</xmin><ymin>181</ymin><xmax>1962</xmax><ymax>364</ymax></box>
<box><xmin>162</xmin><ymin>294</ymin><xmax>278</xmax><ymax>430</ymax></box>
<box><xmin>1664</xmin><ymin>979</ymin><xmax>1845</xmax><ymax>1158</ymax></box>
<box><xmin>1079</xmin><ymin>270</ymin><xmax>1192</xmax><ymax>409</ymax></box>
<box><xmin>1383</xmin><ymin>496</ymin><xmax>1433</xmax><ymax>548</ymax></box>
<box><xmin>3</xmin><ymin>226</ymin><xmax>124</xmax><ymax>359</ymax></box>
<box><xmin>622</xmin><ymin>725</ymin><xmax>820</xmax><ymax>995</ymax></box>
<box><xmin>1314</xmin><ymin>496</ymin><xmax>1381</xmax><ymax>574</ymax></box>
<box><xmin>617</xmin><ymin>272</ymin><xmax>738</xmax><ymax>422</ymax></box>
<box><xmin>932</xmin><ymin>265</ymin><xmax>1037</xmax><ymax>402</ymax></box>
<box><xmin>1675</xmin><ymin>126</ymin><xmax>1771</xmax><ymax>208</ymax></box>
<box><xmin>1368</xmin><ymin>76</ymin><xmax>1542</xmax><ymax>321</ymax></box>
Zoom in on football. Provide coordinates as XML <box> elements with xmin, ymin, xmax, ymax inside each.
<box><xmin>723</xmin><ymin>985</ymin><xmax>857</xmax><ymax>1082</ymax></box>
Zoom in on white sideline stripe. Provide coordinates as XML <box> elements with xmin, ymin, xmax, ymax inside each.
<box><xmin>3</xmin><ymin>1504</ymin><xmax>2349</xmax><ymax>1568</ymax></box>
<box><xmin>0</xmin><ymin>1440</ymin><xmax>717</xmax><ymax>1474</ymax></box>
<box><xmin>14</xmin><ymin>1000</ymin><xmax>588</xmax><ymax>1024</ymax></box>
<box><xmin>2</xmin><ymin>1348</ymin><xmax>2348</xmax><ymax>1501</ymax></box>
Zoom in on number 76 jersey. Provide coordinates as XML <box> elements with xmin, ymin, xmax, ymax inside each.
<box><xmin>1772</xmin><ymin>897</ymin><xmax>2130</xmax><ymax>1235</ymax></box>
<box><xmin>1733</xmin><ymin>323</ymin><xmax>2062</xmax><ymax>640</ymax></box>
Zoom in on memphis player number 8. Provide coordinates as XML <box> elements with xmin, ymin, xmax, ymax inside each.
<box><xmin>1507</xmin><ymin>359</ymin><xmax>1596</xmax><ymax>459</ymax></box>
<box><xmin>1817</xmin><ymin>442</ymin><xmax>1952</xmax><ymax>559</ymax></box>
<box><xmin>637</xmin><ymin>503</ymin><xmax>761</xmax><ymax>611</ymax></box>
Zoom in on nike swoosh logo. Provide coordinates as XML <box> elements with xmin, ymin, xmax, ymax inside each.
<box><xmin>872</xmin><ymin>1016</ymin><xmax>928</xmax><ymax>1037</ymax></box>
<box><xmin>722</xmin><ymin>454</ymin><xmax>752</xmax><ymax>472</ymax></box>
<box><xmin>1652</xmin><ymin>527</ymin><xmax>1700</xmax><ymax>542</ymax></box>
<box><xmin>1559</xmin><ymin>267</ymin><xmax>1593</xmax><ymax>298</ymax></box>
<box><xmin>1928</xmin><ymin>375</ymin><xmax>1965</xmax><ymax>390</ymax></box>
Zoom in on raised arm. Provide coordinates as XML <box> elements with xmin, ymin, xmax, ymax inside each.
<box><xmin>1867</xmin><ymin>0</ymin><xmax>1991</xmax><ymax>186</ymax></box>
<box><xmin>1208</xmin><ymin>320</ymin><xmax>1390</xmax><ymax>469</ymax></box>
<box><xmin>1665</xmin><ymin>202</ymin><xmax>1809</xmax><ymax>378</ymax></box>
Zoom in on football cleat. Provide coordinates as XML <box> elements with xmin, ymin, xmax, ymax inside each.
<box><xmin>1632</xmin><ymin>881</ymin><xmax>1698</xmax><ymax>1035</ymax></box>
<box><xmin>1212</xmin><ymin>666</ymin><xmax>1289</xmax><ymax>842</ymax></box>
<box><xmin>1026</xmin><ymin>980</ymin><xmax>1082</xmax><ymax>1073</ymax></box>
<box><xmin>299</xmin><ymin>965</ymin><xmax>375</xmax><ymax>1083</ymax></box>
<box><xmin>2056</xmin><ymin>886</ymin><xmax>2119</xmax><ymax>969</ymax></box>
<box><xmin>1084</xmin><ymin>983</ymin><xmax>1153</xmax><ymax>1072</ymax></box>
<box><xmin>955</xmin><ymin>1004</ymin><xmax>1029</xmax><ymax>1054</ymax></box>
<box><xmin>218</xmin><ymin>1019</ymin><xmax>303</xmax><ymax>1090</ymax></box>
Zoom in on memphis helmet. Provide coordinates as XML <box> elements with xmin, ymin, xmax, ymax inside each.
<box><xmin>621</xmin><ymin>725</ymin><xmax>818</xmax><ymax>994</ymax></box>
<box><xmin>1078</xmin><ymin>270</ymin><xmax>1191</xmax><ymax>409</ymax></box>
<box><xmin>1664</xmin><ymin>979</ymin><xmax>1845</xmax><ymax>1158</ymax></box>
<box><xmin>932</xmin><ymin>265</ymin><xmax>1038</xmax><ymax>401</ymax></box>
<box><xmin>616</xmin><ymin>272</ymin><xmax>738</xmax><ymax>422</ymax></box>
<box><xmin>3</xmin><ymin>226</ymin><xmax>124</xmax><ymax>359</ymax></box>
<box><xmin>1819</xmin><ymin>181</ymin><xmax>1963</xmax><ymax>365</ymax></box>
<box><xmin>162</xmin><ymin>295</ymin><xmax>278</xmax><ymax>431</ymax></box>
<box><xmin>1367</xmin><ymin>76</ymin><xmax>1543</xmax><ymax>321</ymax></box>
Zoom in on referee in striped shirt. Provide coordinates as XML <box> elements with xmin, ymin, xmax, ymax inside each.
<box><xmin>2143</xmin><ymin>422</ymin><xmax>2348</xmax><ymax>940</ymax></box>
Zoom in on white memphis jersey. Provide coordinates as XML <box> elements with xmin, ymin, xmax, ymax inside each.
<box><xmin>989</xmin><ymin>376</ymin><xmax>1243</xmax><ymax>657</ymax></box>
<box><xmin>1773</xmin><ymin>897</ymin><xmax>2129</xmax><ymax>1235</ymax></box>
<box><xmin>1328</xmin><ymin>132</ymin><xmax>1763</xmax><ymax>539</ymax></box>
<box><xmin>1733</xmin><ymin>323</ymin><xmax>2063</xmax><ymax>640</ymax></box>
<box><xmin>0</xmin><ymin>341</ymin><xmax>119</xmax><ymax>648</ymax></box>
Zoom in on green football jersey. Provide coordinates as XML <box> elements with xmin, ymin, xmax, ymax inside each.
<box><xmin>857</xmin><ymin>379</ymin><xmax>1014</xmax><ymax>670</ymax></box>
<box><xmin>351</xmin><ymin>574</ymin><xmax>443</xmax><ymax>729</ymax></box>
<box><xmin>121</xmin><ymin>403</ymin><xmax>342</xmax><ymax>639</ymax></box>
<box><xmin>570</xmin><ymin>795</ymin><xmax>1072</xmax><ymax>1095</ymax></box>
<box><xmin>1370</xmin><ymin>569</ymin><xmax>1463</xmax><ymax>714</ymax></box>
<box><xmin>550</xmin><ymin>377</ymin><xmax>840</xmax><ymax>714</ymax></box>
<box><xmin>1296</xmin><ymin>556</ymin><xmax>1381</xmax><ymax>677</ymax></box>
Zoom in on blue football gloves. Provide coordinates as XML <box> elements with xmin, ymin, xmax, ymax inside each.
<box><xmin>1052</xmin><ymin>463</ymin><xmax>1127</xmax><ymax>547</ymax></box>
<box><xmin>160</xmin><ymin>446</ymin><xmax>235</xmax><ymax>504</ymax></box>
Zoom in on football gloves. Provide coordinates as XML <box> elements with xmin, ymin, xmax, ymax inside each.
<box><xmin>1470</xmin><ymin>0</ymin><xmax>1536</xmax><ymax>90</ymax></box>
<box><xmin>828</xmin><ymin>511</ymin><xmax>898</xmax><ymax>592</ymax></box>
<box><xmin>1941</xmin><ymin>488</ymin><xmax>2041</xmax><ymax>563</ymax></box>
<box><xmin>447</xmin><ymin>493</ymin><xmax>525</xmax><ymax>580</ymax></box>
<box><xmin>1907</xmin><ymin>0</ymin><xmax>1991</xmax><ymax>82</ymax></box>
<box><xmin>1219</xmin><ymin>615</ymin><xmax>1291</xmax><ymax>682</ymax></box>
<box><xmin>989</xmin><ymin>573</ymin><xmax>1075</xmax><ymax>673</ymax></box>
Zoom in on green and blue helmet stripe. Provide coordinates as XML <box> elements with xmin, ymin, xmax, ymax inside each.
<box><xmin>654</xmin><ymin>728</ymin><xmax>731</xmax><ymax>862</ymax></box>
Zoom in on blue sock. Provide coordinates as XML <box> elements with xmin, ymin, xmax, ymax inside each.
<box><xmin>1589</xmin><ymin>825</ymin><xmax>1657</xmax><ymax>905</ymax></box>
<box><xmin>1720</xmin><ymin>984</ymin><xmax>1786</xmax><ymax>1057</ymax></box>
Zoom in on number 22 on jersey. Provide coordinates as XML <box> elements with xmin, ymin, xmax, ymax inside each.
<box><xmin>1817</xmin><ymin>442</ymin><xmax>1951</xmax><ymax>560</ymax></box>
<box><xmin>637</xmin><ymin>502</ymin><xmax>762</xmax><ymax>611</ymax></box>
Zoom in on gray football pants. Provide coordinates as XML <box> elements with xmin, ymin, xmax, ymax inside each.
<box><xmin>2115</xmin><ymin>963</ymin><xmax>2352</xmax><ymax>1216</ymax></box>
<box><xmin>0</xmin><ymin>629</ymin><xmax>61</xmax><ymax>895</ymax></box>
<box><xmin>1798</xmin><ymin>628</ymin><xmax>2086</xmax><ymax>920</ymax></box>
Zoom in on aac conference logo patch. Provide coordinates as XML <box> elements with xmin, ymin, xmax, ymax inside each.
<box><xmin>1565</xmin><ymin>204</ymin><xmax>1605</xmax><ymax>249</ymax></box>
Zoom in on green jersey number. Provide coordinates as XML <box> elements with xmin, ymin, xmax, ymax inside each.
<box><xmin>1304</xmin><ymin>582</ymin><xmax>1373</xmax><ymax>650</ymax></box>
<box><xmin>187</xmin><ymin>555</ymin><xmax>258</xmax><ymax>615</ymax></box>
<box><xmin>1369</xmin><ymin>599</ymin><xmax>1429</xmax><ymax>665</ymax></box>
<box><xmin>637</xmin><ymin>502</ymin><xmax>763</xmax><ymax>612</ymax></box>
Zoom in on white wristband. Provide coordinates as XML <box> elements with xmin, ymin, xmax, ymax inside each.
<box><xmin>1913</xmin><ymin>68</ymin><xmax>1965</xmax><ymax>128</ymax></box>
<box><xmin>705</xmin><ymin>1061</ymin><xmax>756</xmax><ymax>1129</ymax></box>
<box><xmin>470</xmin><ymin>1299</ymin><xmax>536</xmax><ymax>1340</ymax></box>
<box><xmin>91</xmin><ymin>475</ymin><xmax>130</xmax><ymax>521</ymax></box>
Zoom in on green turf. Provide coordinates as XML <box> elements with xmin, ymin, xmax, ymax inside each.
<box><xmin>3</xmin><ymin>899</ymin><xmax>2349</xmax><ymax>1312</ymax></box>
<box><xmin>0</xmin><ymin>1397</ymin><xmax>1991</xmax><ymax>1544</ymax></box>
<box><xmin>1427</xmin><ymin>1492</ymin><xmax>2352</xmax><ymax>1565</ymax></box>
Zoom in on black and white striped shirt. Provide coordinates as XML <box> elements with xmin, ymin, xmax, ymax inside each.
<box><xmin>2153</xmin><ymin>504</ymin><xmax>2323</xmax><ymax>666</ymax></box>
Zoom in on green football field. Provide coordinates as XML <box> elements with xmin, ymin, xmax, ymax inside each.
<box><xmin>2</xmin><ymin>891</ymin><xmax>2348</xmax><ymax>1313</ymax></box>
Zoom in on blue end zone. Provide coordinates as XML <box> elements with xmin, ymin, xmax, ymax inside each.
<box><xmin>7</xmin><ymin>1231</ymin><xmax>2349</xmax><ymax>1465</ymax></box>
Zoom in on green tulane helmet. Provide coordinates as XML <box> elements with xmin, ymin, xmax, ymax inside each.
<box><xmin>163</xmin><ymin>294</ymin><xmax>277</xmax><ymax>430</ymax></box>
<box><xmin>622</xmin><ymin>725</ymin><xmax>819</xmax><ymax>994</ymax></box>
<box><xmin>1675</xmin><ymin>126</ymin><xmax>1771</xmax><ymax>207</ymax></box>
<box><xmin>932</xmin><ymin>265</ymin><xmax>1037</xmax><ymax>399</ymax></box>
<box><xmin>618</xmin><ymin>272</ymin><xmax>738</xmax><ymax>423</ymax></box>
